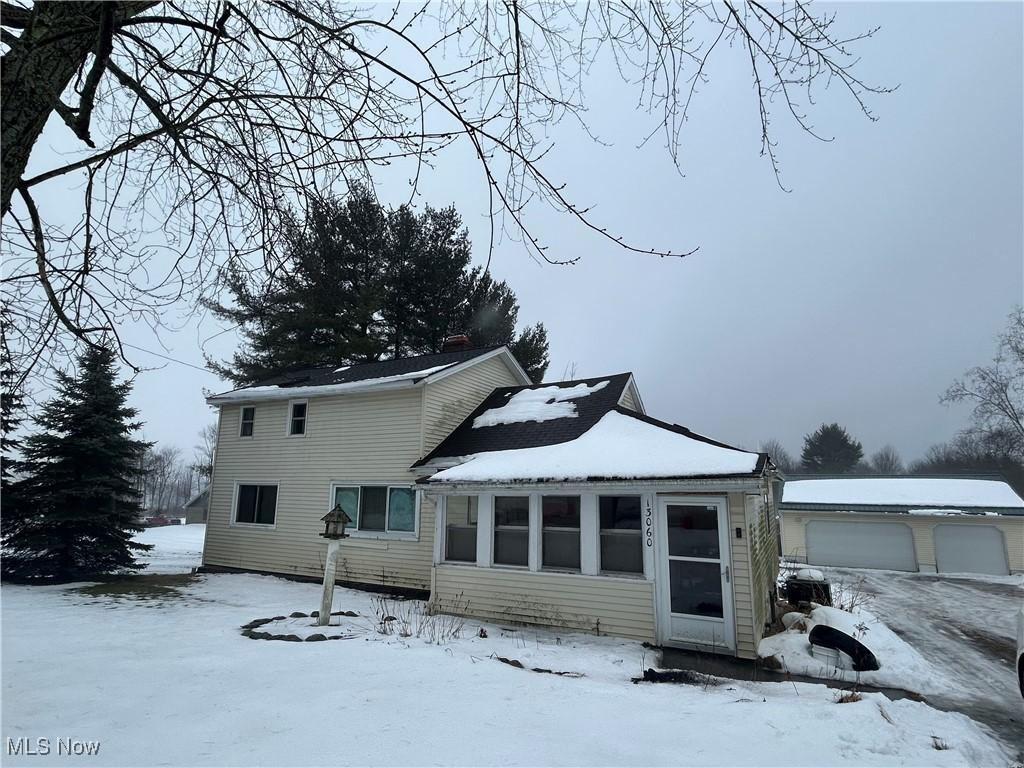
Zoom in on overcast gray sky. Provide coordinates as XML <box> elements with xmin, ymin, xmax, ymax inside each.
<box><xmin>25</xmin><ymin>2</ymin><xmax>1024</xmax><ymax>466</ymax></box>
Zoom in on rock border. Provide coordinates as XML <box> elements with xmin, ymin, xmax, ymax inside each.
<box><xmin>239</xmin><ymin>610</ymin><xmax>360</xmax><ymax>642</ymax></box>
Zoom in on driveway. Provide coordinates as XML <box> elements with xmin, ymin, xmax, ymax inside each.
<box><xmin>824</xmin><ymin>567</ymin><xmax>1023</xmax><ymax>758</ymax></box>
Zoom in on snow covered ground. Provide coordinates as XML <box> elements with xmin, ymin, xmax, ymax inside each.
<box><xmin>0</xmin><ymin>528</ymin><xmax>1012</xmax><ymax>766</ymax></box>
<box><xmin>758</xmin><ymin>604</ymin><xmax>951</xmax><ymax>694</ymax></box>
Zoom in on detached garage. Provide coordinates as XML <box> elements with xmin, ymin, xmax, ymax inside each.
<box><xmin>781</xmin><ymin>477</ymin><xmax>1024</xmax><ymax>575</ymax></box>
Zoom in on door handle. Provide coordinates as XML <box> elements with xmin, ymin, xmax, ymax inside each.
<box><xmin>723</xmin><ymin>565</ymin><xmax>730</xmax><ymax>584</ymax></box>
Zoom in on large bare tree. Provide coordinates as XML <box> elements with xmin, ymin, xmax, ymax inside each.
<box><xmin>1</xmin><ymin>1</ymin><xmax>887</xmax><ymax>388</ymax></box>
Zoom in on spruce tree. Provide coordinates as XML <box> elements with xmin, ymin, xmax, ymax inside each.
<box><xmin>2</xmin><ymin>344</ymin><xmax>151</xmax><ymax>581</ymax></box>
<box><xmin>800</xmin><ymin>423</ymin><xmax>864</xmax><ymax>474</ymax></box>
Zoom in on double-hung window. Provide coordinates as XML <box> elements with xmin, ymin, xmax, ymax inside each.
<box><xmin>234</xmin><ymin>483</ymin><xmax>278</xmax><ymax>526</ymax></box>
<box><xmin>288</xmin><ymin>401</ymin><xmax>307</xmax><ymax>436</ymax></box>
<box><xmin>239</xmin><ymin>406</ymin><xmax>255</xmax><ymax>437</ymax></box>
<box><xmin>541</xmin><ymin>496</ymin><xmax>580</xmax><ymax>571</ymax></box>
<box><xmin>331</xmin><ymin>485</ymin><xmax>416</xmax><ymax>535</ymax></box>
<box><xmin>493</xmin><ymin>496</ymin><xmax>529</xmax><ymax>566</ymax></box>
<box><xmin>599</xmin><ymin>496</ymin><xmax>643</xmax><ymax>574</ymax></box>
<box><xmin>444</xmin><ymin>496</ymin><xmax>478</xmax><ymax>563</ymax></box>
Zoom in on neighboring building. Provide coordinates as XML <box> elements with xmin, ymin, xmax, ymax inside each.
<box><xmin>202</xmin><ymin>341</ymin><xmax>780</xmax><ymax>658</ymax></box>
<box><xmin>780</xmin><ymin>477</ymin><xmax>1024</xmax><ymax>575</ymax></box>
<box><xmin>182</xmin><ymin>487</ymin><xmax>209</xmax><ymax>525</ymax></box>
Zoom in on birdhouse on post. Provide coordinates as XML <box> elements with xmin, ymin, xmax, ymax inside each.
<box><xmin>317</xmin><ymin>505</ymin><xmax>352</xmax><ymax>626</ymax></box>
<box><xmin>320</xmin><ymin>505</ymin><xmax>352</xmax><ymax>540</ymax></box>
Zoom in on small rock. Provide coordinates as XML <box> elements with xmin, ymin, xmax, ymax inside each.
<box><xmin>248</xmin><ymin>631</ymin><xmax>273</xmax><ymax>640</ymax></box>
<box><xmin>310</xmin><ymin>610</ymin><xmax>319</xmax><ymax>618</ymax></box>
<box><xmin>271</xmin><ymin>615</ymin><xmax>287</xmax><ymax>621</ymax></box>
<box><xmin>289</xmin><ymin>611</ymin><xmax>308</xmax><ymax>618</ymax></box>
<box><xmin>305</xmin><ymin>633</ymin><xmax>327</xmax><ymax>642</ymax></box>
<box><xmin>331</xmin><ymin>610</ymin><xmax>359</xmax><ymax>617</ymax></box>
<box><xmin>280</xmin><ymin>634</ymin><xmax>303</xmax><ymax>642</ymax></box>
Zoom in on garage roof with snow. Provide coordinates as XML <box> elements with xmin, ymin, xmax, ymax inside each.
<box><xmin>781</xmin><ymin>478</ymin><xmax>1024</xmax><ymax>513</ymax></box>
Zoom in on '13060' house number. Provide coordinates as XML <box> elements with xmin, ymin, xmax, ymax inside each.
<box><xmin>644</xmin><ymin>497</ymin><xmax>654</xmax><ymax>548</ymax></box>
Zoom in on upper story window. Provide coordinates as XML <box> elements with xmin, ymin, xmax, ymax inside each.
<box><xmin>234</xmin><ymin>483</ymin><xmax>278</xmax><ymax>526</ymax></box>
<box><xmin>288</xmin><ymin>401</ymin><xmax>307</xmax><ymax>436</ymax></box>
<box><xmin>332</xmin><ymin>484</ymin><xmax>416</xmax><ymax>535</ymax></box>
<box><xmin>542</xmin><ymin>496</ymin><xmax>580</xmax><ymax>571</ymax></box>
<box><xmin>239</xmin><ymin>406</ymin><xmax>255</xmax><ymax>438</ymax></box>
<box><xmin>493</xmin><ymin>496</ymin><xmax>529</xmax><ymax>567</ymax></box>
<box><xmin>444</xmin><ymin>496</ymin><xmax>479</xmax><ymax>563</ymax></box>
<box><xmin>599</xmin><ymin>495</ymin><xmax>643</xmax><ymax>574</ymax></box>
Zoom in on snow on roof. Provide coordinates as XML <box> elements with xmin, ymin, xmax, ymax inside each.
<box><xmin>473</xmin><ymin>380</ymin><xmax>609</xmax><ymax>429</ymax></box>
<box><xmin>208</xmin><ymin>364</ymin><xmax>453</xmax><ymax>403</ymax></box>
<box><xmin>782</xmin><ymin>478</ymin><xmax>1024</xmax><ymax>509</ymax></box>
<box><xmin>427</xmin><ymin>410</ymin><xmax>761</xmax><ymax>483</ymax></box>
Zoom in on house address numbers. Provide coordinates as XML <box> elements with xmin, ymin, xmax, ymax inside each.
<box><xmin>644</xmin><ymin>496</ymin><xmax>654</xmax><ymax>548</ymax></box>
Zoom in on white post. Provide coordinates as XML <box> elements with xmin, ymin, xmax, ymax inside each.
<box><xmin>318</xmin><ymin>539</ymin><xmax>341</xmax><ymax>627</ymax></box>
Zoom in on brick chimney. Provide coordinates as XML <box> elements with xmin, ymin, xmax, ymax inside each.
<box><xmin>441</xmin><ymin>334</ymin><xmax>472</xmax><ymax>353</ymax></box>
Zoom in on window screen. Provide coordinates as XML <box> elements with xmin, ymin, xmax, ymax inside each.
<box><xmin>359</xmin><ymin>486</ymin><xmax>387</xmax><ymax>531</ymax></box>
<box><xmin>445</xmin><ymin>496</ymin><xmax>478</xmax><ymax>562</ymax></box>
<box><xmin>240</xmin><ymin>406</ymin><xmax>255</xmax><ymax>437</ymax></box>
<box><xmin>599</xmin><ymin>496</ymin><xmax>643</xmax><ymax>574</ymax></box>
<box><xmin>235</xmin><ymin>484</ymin><xmax>277</xmax><ymax>525</ymax></box>
<box><xmin>388</xmin><ymin>488</ymin><xmax>416</xmax><ymax>532</ymax></box>
<box><xmin>289</xmin><ymin>402</ymin><xmax>307</xmax><ymax>435</ymax></box>
<box><xmin>494</xmin><ymin>496</ymin><xmax>529</xmax><ymax>566</ymax></box>
<box><xmin>542</xmin><ymin>496</ymin><xmax>580</xmax><ymax>570</ymax></box>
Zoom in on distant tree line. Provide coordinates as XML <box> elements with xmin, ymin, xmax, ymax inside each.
<box><xmin>760</xmin><ymin>307</ymin><xmax>1024</xmax><ymax>496</ymax></box>
<box><xmin>205</xmin><ymin>186</ymin><xmax>550</xmax><ymax>385</ymax></box>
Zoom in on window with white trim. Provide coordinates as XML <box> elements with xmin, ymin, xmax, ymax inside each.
<box><xmin>541</xmin><ymin>495</ymin><xmax>580</xmax><ymax>571</ymax></box>
<box><xmin>331</xmin><ymin>485</ymin><xmax>416</xmax><ymax>534</ymax></box>
<box><xmin>493</xmin><ymin>496</ymin><xmax>529</xmax><ymax>566</ymax></box>
<box><xmin>288</xmin><ymin>401</ymin><xmax>307</xmax><ymax>436</ymax></box>
<box><xmin>239</xmin><ymin>406</ymin><xmax>255</xmax><ymax>437</ymax></box>
<box><xmin>599</xmin><ymin>495</ymin><xmax>643</xmax><ymax>574</ymax></box>
<box><xmin>234</xmin><ymin>484</ymin><xmax>278</xmax><ymax>525</ymax></box>
<box><xmin>444</xmin><ymin>496</ymin><xmax>478</xmax><ymax>563</ymax></box>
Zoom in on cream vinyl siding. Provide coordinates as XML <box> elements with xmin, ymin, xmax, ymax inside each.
<box><xmin>725</xmin><ymin>492</ymin><xmax>756</xmax><ymax>658</ymax></box>
<box><xmin>421</xmin><ymin>354</ymin><xmax>524</xmax><ymax>454</ymax></box>
<box><xmin>203</xmin><ymin>389</ymin><xmax>434</xmax><ymax>589</ymax></box>
<box><xmin>744</xmin><ymin>488</ymin><xmax>779</xmax><ymax>651</ymax></box>
<box><xmin>781</xmin><ymin>510</ymin><xmax>1024</xmax><ymax>573</ymax></box>
<box><xmin>432</xmin><ymin>565</ymin><xmax>656</xmax><ymax>641</ymax></box>
<box><xmin>618</xmin><ymin>385</ymin><xmax>640</xmax><ymax>412</ymax></box>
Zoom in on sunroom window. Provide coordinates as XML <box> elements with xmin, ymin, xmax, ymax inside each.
<box><xmin>331</xmin><ymin>485</ymin><xmax>416</xmax><ymax>534</ymax></box>
<box><xmin>542</xmin><ymin>496</ymin><xmax>580</xmax><ymax>570</ymax></box>
<box><xmin>599</xmin><ymin>496</ymin><xmax>643</xmax><ymax>574</ymax></box>
<box><xmin>444</xmin><ymin>496</ymin><xmax>478</xmax><ymax>563</ymax></box>
<box><xmin>493</xmin><ymin>496</ymin><xmax>529</xmax><ymax>566</ymax></box>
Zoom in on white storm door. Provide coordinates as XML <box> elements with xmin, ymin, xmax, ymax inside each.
<box><xmin>659</xmin><ymin>497</ymin><xmax>735</xmax><ymax>651</ymax></box>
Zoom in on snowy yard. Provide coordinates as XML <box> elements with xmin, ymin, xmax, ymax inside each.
<box><xmin>0</xmin><ymin>527</ymin><xmax>1012</xmax><ymax>766</ymax></box>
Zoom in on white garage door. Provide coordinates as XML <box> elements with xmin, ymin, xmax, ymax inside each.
<box><xmin>805</xmin><ymin>520</ymin><xmax>917</xmax><ymax>571</ymax></box>
<box><xmin>934</xmin><ymin>524</ymin><xmax>1009</xmax><ymax>576</ymax></box>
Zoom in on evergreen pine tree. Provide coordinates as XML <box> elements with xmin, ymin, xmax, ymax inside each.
<box><xmin>2</xmin><ymin>344</ymin><xmax>151</xmax><ymax>581</ymax></box>
<box><xmin>207</xmin><ymin>190</ymin><xmax>550</xmax><ymax>385</ymax></box>
<box><xmin>1</xmin><ymin>322</ymin><xmax>27</xmax><ymax>543</ymax></box>
<box><xmin>800</xmin><ymin>423</ymin><xmax>864</xmax><ymax>474</ymax></box>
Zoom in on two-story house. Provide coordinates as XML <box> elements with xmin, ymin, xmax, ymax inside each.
<box><xmin>203</xmin><ymin>340</ymin><xmax>780</xmax><ymax>659</ymax></box>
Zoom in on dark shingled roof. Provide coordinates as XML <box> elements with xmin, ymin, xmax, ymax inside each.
<box><xmin>413</xmin><ymin>373</ymin><xmax>633</xmax><ymax>467</ymax></box>
<box><xmin>228</xmin><ymin>346</ymin><xmax>504</xmax><ymax>392</ymax></box>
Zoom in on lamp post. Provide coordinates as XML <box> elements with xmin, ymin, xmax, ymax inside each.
<box><xmin>318</xmin><ymin>504</ymin><xmax>351</xmax><ymax>627</ymax></box>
